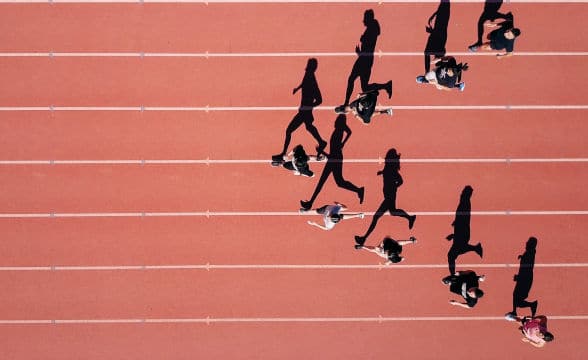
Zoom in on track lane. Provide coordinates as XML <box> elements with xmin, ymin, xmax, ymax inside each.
<box><xmin>0</xmin><ymin>216</ymin><xmax>586</xmax><ymax>266</ymax></box>
<box><xmin>0</xmin><ymin>320</ymin><xmax>584</xmax><ymax>360</ymax></box>
<box><xmin>0</xmin><ymin>56</ymin><xmax>586</xmax><ymax>106</ymax></box>
<box><xmin>0</xmin><ymin>4</ymin><xmax>586</xmax><ymax>53</ymax></box>
<box><xmin>0</xmin><ymin>163</ymin><xmax>585</xmax><ymax>212</ymax></box>
<box><xmin>0</xmin><ymin>110</ymin><xmax>586</xmax><ymax>160</ymax></box>
<box><xmin>0</xmin><ymin>267</ymin><xmax>585</xmax><ymax>319</ymax></box>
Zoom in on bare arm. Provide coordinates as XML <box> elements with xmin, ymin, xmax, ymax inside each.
<box><xmin>449</xmin><ymin>300</ymin><xmax>472</xmax><ymax>309</ymax></box>
<box><xmin>307</xmin><ymin>221</ymin><xmax>329</xmax><ymax>230</ymax></box>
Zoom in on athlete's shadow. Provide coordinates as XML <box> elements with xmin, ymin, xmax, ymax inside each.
<box><xmin>300</xmin><ymin>114</ymin><xmax>364</xmax><ymax>211</ymax></box>
<box><xmin>424</xmin><ymin>0</ymin><xmax>450</xmax><ymax>73</ymax></box>
<box><xmin>506</xmin><ymin>237</ymin><xmax>539</xmax><ymax>317</ymax></box>
<box><xmin>446</xmin><ymin>186</ymin><xmax>483</xmax><ymax>275</ymax></box>
<box><xmin>338</xmin><ymin>9</ymin><xmax>392</xmax><ymax>109</ymax></box>
<box><xmin>273</xmin><ymin>58</ymin><xmax>326</xmax><ymax>159</ymax></box>
<box><xmin>469</xmin><ymin>0</ymin><xmax>512</xmax><ymax>49</ymax></box>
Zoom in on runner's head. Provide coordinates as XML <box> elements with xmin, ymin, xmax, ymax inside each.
<box><xmin>389</xmin><ymin>253</ymin><xmax>403</xmax><ymax>263</ymax></box>
<box><xmin>306</xmin><ymin>58</ymin><xmax>318</xmax><ymax>72</ymax></box>
<box><xmin>330</xmin><ymin>213</ymin><xmax>342</xmax><ymax>223</ymax></box>
<box><xmin>335</xmin><ymin>114</ymin><xmax>347</xmax><ymax>129</ymax></box>
<box><xmin>363</xmin><ymin>9</ymin><xmax>375</xmax><ymax>25</ymax></box>
<box><xmin>543</xmin><ymin>332</ymin><xmax>554</xmax><ymax>342</ymax></box>
<box><xmin>467</xmin><ymin>288</ymin><xmax>484</xmax><ymax>298</ymax></box>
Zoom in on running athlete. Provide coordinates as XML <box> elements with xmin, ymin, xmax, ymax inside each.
<box><xmin>275</xmin><ymin>144</ymin><xmax>324</xmax><ymax>178</ymax></box>
<box><xmin>336</xmin><ymin>89</ymin><xmax>392</xmax><ymax>125</ymax></box>
<box><xmin>300</xmin><ymin>202</ymin><xmax>364</xmax><ymax>231</ymax></box>
<box><xmin>356</xmin><ymin>236</ymin><xmax>417</xmax><ymax>264</ymax></box>
<box><xmin>416</xmin><ymin>56</ymin><xmax>468</xmax><ymax>91</ymax></box>
<box><xmin>442</xmin><ymin>270</ymin><xmax>485</xmax><ymax>309</ymax></box>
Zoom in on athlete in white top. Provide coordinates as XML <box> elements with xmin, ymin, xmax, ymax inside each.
<box><xmin>301</xmin><ymin>202</ymin><xmax>364</xmax><ymax>230</ymax></box>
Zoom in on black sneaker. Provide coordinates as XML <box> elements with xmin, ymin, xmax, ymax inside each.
<box><xmin>335</xmin><ymin>105</ymin><xmax>347</xmax><ymax>114</ymax></box>
<box><xmin>408</xmin><ymin>215</ymin><xmax>416</xmax><ymax>229</ymax></box>
<box><xmin>475</xmin><ymin>243</ymin><xmax>484</xmax><ymax>258</ymax></box>
<box><xmin>416</xmin><ymin>75</ymin><xmax>428</xmax><ymax>84</ymax></box>
<box><xmin>385</xmin><ymin>80</ymin><xmax>393</xmax><ymax>98</ymax></box>
<box><xmin>530</xmin><ymin>301</ymin><xmax>538</xmax><ymax>317</ymax></box>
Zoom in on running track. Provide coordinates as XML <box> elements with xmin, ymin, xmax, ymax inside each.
<box><xmin>0</xmin><ymin>1</ymin><xmax>587</xmax><ymax>359</ymax></box>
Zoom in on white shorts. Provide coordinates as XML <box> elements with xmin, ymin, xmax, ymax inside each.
<box><xmin>425</xmin><ymin>71</ymin><xmax>437</xmax><ymax>82</ymax></box>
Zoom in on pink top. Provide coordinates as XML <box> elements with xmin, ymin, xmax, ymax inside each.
<box><xmin>523</xmin><ymin>318</ymin><xmax>547</xmax><ymax>344</ymax></box>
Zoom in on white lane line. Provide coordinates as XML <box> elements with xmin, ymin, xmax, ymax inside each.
<box><xmin>1</xmin><ymin>51</ymin><xmax>587</xmax><ymax>58</ymax></box>
<box><xmin>1</xmin><ymin>263</ymin><xmax>587</xmax><ymax>271</ymax></box>
<box><xmin>0</xmin><ymin>105</ymin><xmax>587</xmax><ymax>112</ymax></box>
<box><xmin>0</xmin><ymin>315</ymin><xmax>586</xmax><ymax>325</ymax></box>
<box><xmin>0</xmin><ymin>211</ymin><xmax>587</xmax><ymax>218</ymax></box>
<box><xmin>1</xmin><ymin>0</ymin><xmax>587</xmax><ymax>3</ymax></box>
<box><xmin>0</xmin><ymin>158</ymin><xmax>587</xmax><ymax>165</ymax></box>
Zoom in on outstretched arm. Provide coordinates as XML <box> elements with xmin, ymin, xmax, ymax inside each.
<box><xmin>307</xmin><ymin>221</ymin><xmax>329</xmax><ymax>230</ymax></box>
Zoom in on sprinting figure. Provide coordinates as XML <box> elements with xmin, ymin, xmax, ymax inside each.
<box><xmin>356</xmin><ymin>236</ymin><xmax>417</xmax><ymax>264</ymax></box>
<box><xmin>336</xmin><ymin>89</ymin><xmax>392</xmax><ymax>125</ymax></box>
<box><xmin>300</xmin><ymin>115</ymin><xmax>364</xmax><ymax>211</ymax></box>
<box><xmin>335</xmin><ymin>9</ymin><xmax>392</xmax><ymax>113</ymax></box>
<box><xmin>354</xmin><ymin>149</ymin><xmax>416</xmax><ymax>248</ymax></box>
<box><xmin>442</xmin><ymin>270</ymin><xmax>485</xmax><ymax>309</ymax></box>
<box><xmin>416</xmin><ymin>56</ymin><xmax>468</xmax><ymax>92</ymax></box>
<box><xmin>273</xmin><ymin>58</ymin><xmax>327</xmax><ymax>163</ymax></box>
<box><xmin>505</xmin><ymin>237</ymin><xmax>539</xmax><ymax>319</ymax></box>
<box><xmin>273</xmin><ymin>144</ymin><xmax>324</xmax><ymax>178</ymax></box>
<box><xmin>423</xmin><ymin>0</ymin><xmax>450</xmax><ymax>73</ymax></box>
<box><xmin>505</xmin><ymin>315</ymin><xmax>554</xmax><ymax>348</ymax></box>
<box><xmin>468</xmin><ymin>0</ymin><xmax>512</xmax><ymax>51</ymax></box>
<box><xmin>446</xmin><ymin>185</ymin><xmax>483</xmax><ymax>275</ymax></box>
<box><xmin>469</xmin><ymin>16</ymin><xmax>521</xmax><ymax>59</ymax></box>
<box><xmin>300</xmin><ymin>202</ymin><xmax>364</xmax><ymax>231</ymax></box>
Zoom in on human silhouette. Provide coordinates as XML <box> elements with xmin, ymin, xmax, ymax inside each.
<box><xmin>446</xmin><ymin>186</ymin><xmax>483</xmax><ymax>275</ymax></box>
<box><xmin>273</xmin><ymin>58</ymin><xmax>327</xmax><ymax>161</ymax></box>
<box><xmin>300</xmin><ymin>114</ymin><xmax>364</xmax><ymax>211</ymax></box>
<box><xmin>505</xmin><ymin>237</ymin><xmax>539</xmax><ymax>319</ymax></box>
<box><xmin>423</xmin><ymin>0</ymin><xmax>450</xmax><ymax>73</ymax></box>
<box><xmin>354</xmin><ymin>149</ymin><xmax>416</xmax><ymax>247</ymax></box>
<box><xmin>335</xmin><ymin>9</ymin><xmax>392</xmax><ymax>112</ymax></box>
<box><xmin>468</xmin><ymin>0</ymin><xmax>512</xmax><ymax>50</ymax></box>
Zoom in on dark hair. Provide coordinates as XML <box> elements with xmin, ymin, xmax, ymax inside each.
<box><xmin>306</xmin><ymin>58</ymin><xmax>318</xmax><ymax>72</ymax></box>
<box><xmin>379</xmin><ymin>148</ymin><xmax>401</xmax><ymax>174</ymax></box>
<box><xmin>526</xmin><ymin>237</ymin><xmax>538</xmax><ymax>251</ymax></box>
<box><xmin>389</xmin><ymin>253</ymin><xmax>402</xmax><ymax>263</ymax></box>
<box><xmin>474</xmin><ymin>288</ymin><xmax>484</xmax><ymax>298</ymax></box>
<box><xmin>330</xmin><ymin>213</ymin><xmax>342</xmax><ymax>223</ymax></box>
<box><xmin>512</xmin><ymin>28</ymin><xmax>521</xmax><ymax>37</ymax></box>
<box><xmin>543</xmin><ymin>332</ymin><xmax>554</xmax><ymax>342</ymax></box>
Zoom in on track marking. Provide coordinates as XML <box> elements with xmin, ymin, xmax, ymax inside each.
<box><xmin>0</xmin><ymin>211</ymin><xmax>587</xmax><ymax>218</ymax></box>
<box><xmin>0</xmin><ymin>158</ymin><xmax>587</xmax><ymax>165</ymax></box>
<box><xmin>0</xmin><ymin>105</ymin><xmax>586</xmax><ymax>112</ymax></box>
<box><xmin>1</xmin><ymin>51</ymin><xmax>587</xmax><ymax>58</ymax></box>
<box><xmin>1</xmin><ymin>0</ymin><xmax>587</xmax><ymax>3</ymax></box>
<box><xmin>0</xmin><ymin>263</ymin><xmax>587</xmax><ymax>271</ymax></box>
<box><xmin>0</xmin><ymin>315</ymin><xmax>586</xmax><ymax>325</ymax></box>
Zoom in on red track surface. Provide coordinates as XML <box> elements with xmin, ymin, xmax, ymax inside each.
<box><xmin>0</xmin><ymin>2</ymin><xmax>587</xmax><ymax>359</ymax></box>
